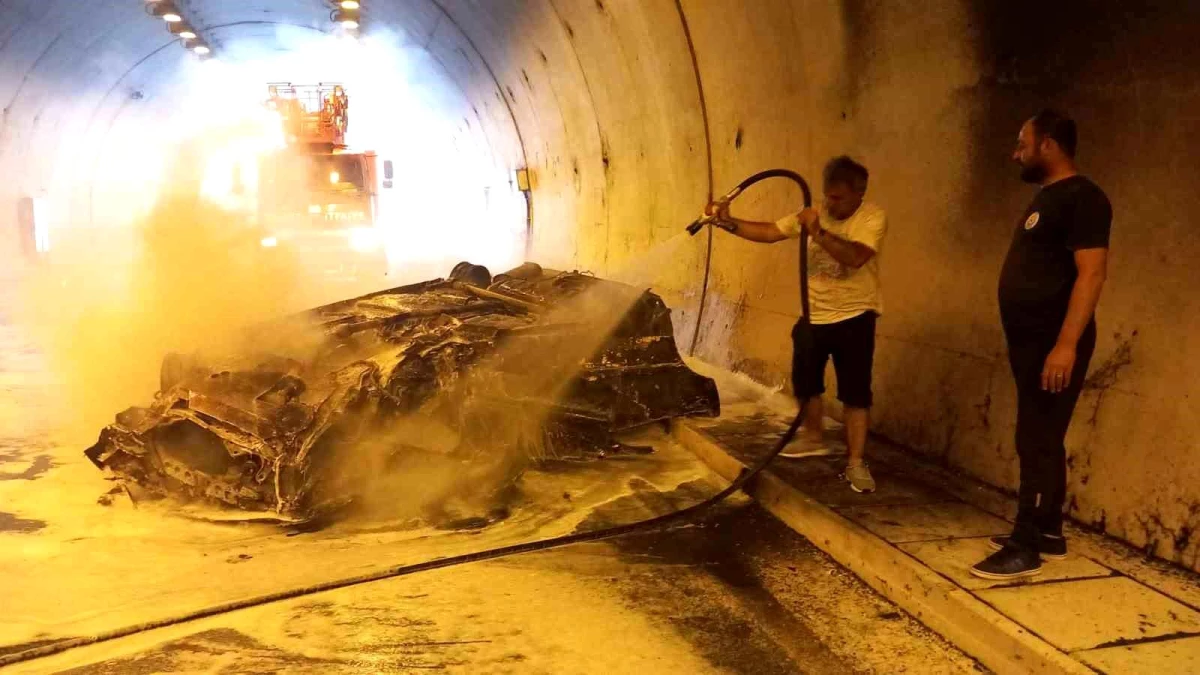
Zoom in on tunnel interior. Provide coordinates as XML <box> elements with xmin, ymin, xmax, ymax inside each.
<box><xmin>3</xmin><ymin>0</ymin><xmax>1200</xmax><ymax>576</ymax></box>
<box><xmin>1</xmin><ymin>0</ymin><xmax>530</xmax><ymax>281</ymax></box>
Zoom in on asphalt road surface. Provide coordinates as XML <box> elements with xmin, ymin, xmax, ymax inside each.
<box><xmin>0</xmin><ymin>288</ymin><xmax>982</xmax><ymax>674</ymax></box>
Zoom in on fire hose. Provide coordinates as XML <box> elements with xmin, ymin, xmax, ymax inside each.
<box><xmin>0</xmin><ymin>169</ymin><xmax>814</xmax><ymax>668</ymax></box>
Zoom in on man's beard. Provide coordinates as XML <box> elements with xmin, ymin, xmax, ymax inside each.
<box><xmin>1019</xmin><ymin>161</ymin><xmax>1047</xmax><ymax>184</ymax></box>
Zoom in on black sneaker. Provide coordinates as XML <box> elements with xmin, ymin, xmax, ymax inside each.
<box><xmin>987</xmin><ymin>534</ymin><xmax>1067</xmax><ymax>560</ymax></box>
<box><xmin>970</xmin><ymin>546</ymin><xmax>1042</xmax><ymax>580</ymax></box>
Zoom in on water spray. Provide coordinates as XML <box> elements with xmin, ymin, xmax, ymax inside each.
<box><xmin>0</xmin><ymin>169</ymin><xmax>816</xmax><ymax>668</ymax></box>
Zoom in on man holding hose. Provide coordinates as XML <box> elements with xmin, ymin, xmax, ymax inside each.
<box><xmin>706</xmin><ymin>156</ymin><xmax>886</xmax><ymax>494</ymax></box>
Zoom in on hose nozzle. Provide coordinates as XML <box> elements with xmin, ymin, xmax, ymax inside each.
<box><xmin>686</xmin><ymin>186</ymin><xmax>745</xmax><ymax>236</ymax></box>
<box><xmin>686</xmin><ymin>214</ymin><xmax>738</xmax><ymax>236</ymax></box>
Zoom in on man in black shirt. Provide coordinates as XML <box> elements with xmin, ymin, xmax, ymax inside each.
<box><xmin>971</xmin><ymin>110</ymin><xmax>1112</xmax><ymax>580</ymax></box>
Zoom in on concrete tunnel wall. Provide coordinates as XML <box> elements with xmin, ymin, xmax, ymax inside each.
<box><xmin>1</xmin><ymin>0</ymin><xmax>1197</xmax><ymax>572</ymax></box>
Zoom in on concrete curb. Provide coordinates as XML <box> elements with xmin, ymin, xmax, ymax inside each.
<box><xmin>673</xmin><ymin>420</ymin><xmax>1095</xmax><ymax>675</ymax></box>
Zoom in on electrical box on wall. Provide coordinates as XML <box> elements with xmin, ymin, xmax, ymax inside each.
<box><xmin>515</xmin><ymin>168</ymin><xmax>532</xmax><ymax>192</ymax></box>
<box><xmin>16</xmin><ymin>196</ymin><xmax>50</xmax><ymax>257</ymax></box>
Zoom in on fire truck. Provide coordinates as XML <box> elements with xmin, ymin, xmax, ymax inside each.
<box><xmin>256</xmin><ymin>82</ymin><xmax>391</xmax><ymax>282</ymax></box>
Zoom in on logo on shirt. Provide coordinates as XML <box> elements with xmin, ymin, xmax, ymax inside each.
<box><xmin>1024</xmin><ymin>212</ymin><xmax>1040</xmax><ymax>230</ymax></box>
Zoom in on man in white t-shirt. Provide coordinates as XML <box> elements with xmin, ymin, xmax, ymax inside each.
<box><xmin>706</xmin><ymin>156</ymin><xmax>886</xmax><ymax>493</ymax></box>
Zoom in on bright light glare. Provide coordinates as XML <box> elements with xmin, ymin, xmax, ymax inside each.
<box><xmin>166</xmin><ymin>28</ymin><xmax>527</xmax><ymax>278</ymax></box>
<box><xmin>179</xmin><ymin>30</ymin><xmax>197</xmax><ymax>39</ymax></box>
<box><xmin>348</xmin><ymin>227</ymin><xmax>381</xmax><ymax>252</ymax></box>
<box><xmin>260</xmin><ymin>236</ymin><xmax>278</xmax><ymax>248</ymax></box>
<box><xmin>196</xmin><ymin>118</ymin><xmax>278</xmax><ymax>209</ymax></box>
<box><xmin>341</xmin><ymin>1</ymin><xmax>361</xmax><ymax>9</ymax></box>
<box><xmin>329</xmin><ymin>171</ymin><xmax>340</xmax><ymax>184</ymax></box>
<box><xmin>308</xmin><ymin>204</ymin><xmax>322</xmax><ymax>214</ymax></box>
<box><xmin>163</xmin><ymin>13</ymin><xmax>182</xmax><ymax>22</ymax></box>
<box><xmin>193</xmin><ymin>45</ymin><xmax>211</xmax><ymax>55</ymax></box>
<box><xmin>341</xmin><ymin>19</ymin><xmax>360</xmax><ymax>29</ymax></box>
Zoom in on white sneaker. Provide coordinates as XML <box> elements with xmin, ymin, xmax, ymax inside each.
<box><xmin>779</xmin><ymin>434</ymin><xmax>833</xmax><ymax>459</ymax></box>
<box><xmin>844</xmin><ymin>464</ymin><xmax>876</xmax><ymax>493</ymax></box>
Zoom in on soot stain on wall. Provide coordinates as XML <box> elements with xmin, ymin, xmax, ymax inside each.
<box><xmin>837</xmin><ymin>0</ymin><xmax>872</xmax><ymax>112</ymax></box>
<box><xmin>1083</xmin><ymin>332</ymin><xmax>1135</xmax><ymax>392</ymax></box>
<box><xmin>965</xmin><ymin>0</ymin><xmax>1200</xmax><ymax>219</ymax></box>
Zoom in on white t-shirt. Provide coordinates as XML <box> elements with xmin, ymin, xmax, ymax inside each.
<box><xmin>775</xmin><ymin>201</ymin><xmax>886</xmax><ymax>325</ymax></box>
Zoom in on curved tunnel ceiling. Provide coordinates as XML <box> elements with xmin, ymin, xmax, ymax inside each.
<box><xmin>0</xmin><ymin>0</ymin><xmax>532</xmax><ymax>241</ymax></box>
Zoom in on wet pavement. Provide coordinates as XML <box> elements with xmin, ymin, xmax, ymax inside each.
<box><xmin>0</xmin><ymin>292</ymin><xmax>980</xmax><ymax>674</ymax></box>
<box><xmin>10</xmin><ymin>504</ymin><xmax>983</xmax><ymax>674</ymax></box>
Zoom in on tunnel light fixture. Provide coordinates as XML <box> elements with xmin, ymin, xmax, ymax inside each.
<box><xmin>151</xmin><ymin>4</ymin><xmax>211</xmax><ymax>57</ymax></box>
<box><xmin>169</xmin><ymin>21</ymin><xmax>196</xmax><ymax>36</ymax></box>
<box><xmin>169</xmin><ymin>23</ymin><xmax>198</xmax><ymax>40</ymax></box>
<box><xmin>148</xmin><ymin>2</ymin><xmax>183</xmax><ymax>22</ymax></box>
<box><xmin>333</xmin><ymin>8</ymin><xmax>361</xmax><ymax>30</ymax></box>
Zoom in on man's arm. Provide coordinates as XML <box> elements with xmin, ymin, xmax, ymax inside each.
<box><xmin>811</xmin><ymin>227</ymin><xmax>876</xmax><ymax>269</ymax></box>
<box><xmin>718</xmin><ymin>216</ymin><xmax>789</xmax><ymax>243</ymax></box>
<box><xmin>795</xmin><ymin>208</ymin><xmax>878</xmax><ymax>268</ymax></box>
<box><xmin>703</xmin><ymin>202</ymin><xmax>789</xmax><ymax>243</ymax></box>
<box><xmin>1041</xmin><ymin>248</ymin><xmax>1108</xmax><ymax>392</ymax></box>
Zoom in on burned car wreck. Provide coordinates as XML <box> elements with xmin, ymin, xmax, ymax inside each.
<box><xmin>84</xmin><ymin>262</ymin><xmax>719</xmax><ymax>523</ymax></box>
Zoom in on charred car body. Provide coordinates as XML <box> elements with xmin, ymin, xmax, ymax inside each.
<box><xmin>85</xmin><ymin>263</ymin><xmax>719</xmax><ymax>523</ymax></box>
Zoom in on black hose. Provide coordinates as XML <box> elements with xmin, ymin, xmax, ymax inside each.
<box><xmin>0</xmin><ymin>170</ymin><xmax>815</xmax><ymax>668</ymax></box>
<box><xmin>687</xmin><ymin>222</ymin><xmax>713</xmax><ymax>355</ymax></box>
<box><xmin>733</xmin><ymin>168</ymin><xmax>814</xmax><ymax>205</ymax></box>
<box><xmin>729</xmin><ymin>168</ymin><xmax>813</xmax><ymax>322</ymax></box>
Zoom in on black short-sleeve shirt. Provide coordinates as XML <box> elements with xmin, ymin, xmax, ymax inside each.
<box><xmin>998</xmin><ymin>175</ymin><xmax>1112</xmax><ymax>337</ymax></box>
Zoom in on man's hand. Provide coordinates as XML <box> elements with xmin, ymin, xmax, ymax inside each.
<box><xmin>798</xmin><ymin>208</ymin><xmax>822</xmax><ymax>237</ymax></box>
<box><xmin>1041</xmin><ymin>343</ymin><xmax>1077</xmax><ymax>393</ymax></box>
<box><xmin>704</xmin><ymin>200</ymin><xmax>730</xmax><ymax>219</ymax></box>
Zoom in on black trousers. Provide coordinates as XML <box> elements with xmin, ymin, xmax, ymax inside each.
<box><xmin>1005</xmin><ymin>321</ymin><xmax>1096</xmax><ymax>549</ymax></box>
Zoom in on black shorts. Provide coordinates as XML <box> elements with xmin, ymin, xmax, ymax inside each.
<box><xmin>791</xmin><ymin>311</ymin><xmax>877</xmax><ymax>409</ymax></box>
